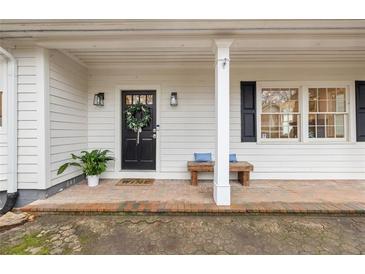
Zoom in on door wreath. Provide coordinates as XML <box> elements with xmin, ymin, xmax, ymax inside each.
<box><xmin>125</xmin><ymin>102</ymin><xmax>151</xmax><ymax>145</ymax></box>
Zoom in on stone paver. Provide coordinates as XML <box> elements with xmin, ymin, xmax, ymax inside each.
<box><xmin>21</xmin><ymin>179</ymin><xmax>365</xmax><ymax>214</ymax></box>
<box><xmin>0</xmin><ymin>214</ymin><xmax>364</xmax><ymax>254</ymax></box>
<box><xmin>0</xmin><ymin>212</ymin><xmax>32</xmax><ymax>232</ymax></box>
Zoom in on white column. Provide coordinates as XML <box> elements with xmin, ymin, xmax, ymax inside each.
<box><xmin>213</xmin><ymin>39</ymin><xmax>233</xmax><ymax>206</ymax></box>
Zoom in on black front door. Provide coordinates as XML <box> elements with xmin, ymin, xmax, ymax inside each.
<box><xmin>122</xmin><ymin>90</ymin><xmax>156</xmax><ymax>170</ymax></box>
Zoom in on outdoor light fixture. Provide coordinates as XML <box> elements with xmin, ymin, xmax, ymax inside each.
<box><xmin>170</xmin><ymin>92</ymin><xmax>178</xmax><ymax>106</ymax></box>
<box><xmin>93</xmin><ymin>92</ymin><xmax>105</xmax><ymax>106</ymax></box>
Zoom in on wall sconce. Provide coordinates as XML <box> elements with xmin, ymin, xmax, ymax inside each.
<box><xmin>93</xmin><ymin>92</ymin><xmax>104</xmax><ymax>106</ymax></box>
<box><xmin>170</xmin><ymin>92</ymin><xmax>178</xmax><ymax>106</ymax></box>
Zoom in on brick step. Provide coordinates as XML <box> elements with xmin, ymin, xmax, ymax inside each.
<box><xmin>20</xmin><ymin>201</ymin><xmax>365</xmax><ymax>214</ymax></box>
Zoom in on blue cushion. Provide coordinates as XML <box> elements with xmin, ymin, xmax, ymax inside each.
<box><xmin>229</xmin><ymin>153</ymin><xmax>237</xmax><ymax>162</ymax></box>
<box><xmin>194</xmin><ymin>153</ymin><xmax>212</xmax><ymax>162</ymax></box>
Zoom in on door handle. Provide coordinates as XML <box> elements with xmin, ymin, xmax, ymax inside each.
<box><xmin>152</xmin><ymin>133</ymin><xmax>157</xmax><ymax>139</ymax></box>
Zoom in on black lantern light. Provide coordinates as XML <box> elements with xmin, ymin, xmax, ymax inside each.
<box><xmin>93</xmin><ymin>92</ymin><xmax>105</xmax><ymax>106</ymax></box>
<box><xmin>170</xmin><ymin>92</ymin><xmax>178</xmax><ymax>106</ymax></box>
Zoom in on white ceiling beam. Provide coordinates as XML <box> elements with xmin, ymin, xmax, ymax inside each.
<box><xmin>36</xmin><ymin>36</ymin><xmax>365</xmax><ymax>51</ymax></box>
<box><xmin>3</xmin><ymin>19</ymin><xmax>365</xmax><ymax>36</ymax></box>
<box><xmin>36</xmin><ymin>38</ymin><xmax>212</xmax><ymax>49</ymax></box>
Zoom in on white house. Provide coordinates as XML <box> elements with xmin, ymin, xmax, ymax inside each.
<box><xmin>1</xmin><ymin>20</ymin><xmax>365</xmax><ymax>208</ymax></box>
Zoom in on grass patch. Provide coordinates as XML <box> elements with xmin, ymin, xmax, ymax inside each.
<box><xmin>78</xmin><ymin>234</ymin><xmax>90</xmax><ymax>245</ymax></box>
<box><xmin>0</xmin><ymin>232</ymin><xmax>50</xmax><ymax>255</ymax></box>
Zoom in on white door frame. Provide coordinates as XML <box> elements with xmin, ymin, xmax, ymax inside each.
<box><xmin>114</xmin><ymin>84</ymin><xmax>161</xmax><ymax>178</ymax></box>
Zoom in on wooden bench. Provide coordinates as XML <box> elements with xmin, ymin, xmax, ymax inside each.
<box><xmin>187</xmin><ymin>161</ymin><xmax>254</xmax><ymax>186</ymax></box>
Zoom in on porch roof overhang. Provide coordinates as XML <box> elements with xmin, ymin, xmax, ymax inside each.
<box><xmin>2</xmin><ymin>19</ymin><xmax>365</xmax><ymax>68</ymax></box>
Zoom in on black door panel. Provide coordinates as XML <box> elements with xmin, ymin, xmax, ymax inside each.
<box><xmin>122</xmin><ymin>90</ymin><xmax>156</xmax><ymax>170</ymax></box>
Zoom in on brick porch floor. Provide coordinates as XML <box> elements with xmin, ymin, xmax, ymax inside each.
<box><xmin>21</xmin><ymin>179</ymin><xmax>365</xmax><ymax>214</ymax></box>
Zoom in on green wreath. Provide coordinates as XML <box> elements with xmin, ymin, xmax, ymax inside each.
<box><xmin>125</xmin><ymin>102</ymin><xmax>151</xmax><ymax>133</ymax></box>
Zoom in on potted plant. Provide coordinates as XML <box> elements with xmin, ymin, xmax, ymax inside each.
<box><xmin>57</xmin><ymin>150</ymin><xmax>113</xmax><ymax>187</ymax></box>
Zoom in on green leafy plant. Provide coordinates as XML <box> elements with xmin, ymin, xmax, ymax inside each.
<box><xmin>57</xmin><ymin>150</ymin><xmax>114</xmax><ymax>176</ymax></box>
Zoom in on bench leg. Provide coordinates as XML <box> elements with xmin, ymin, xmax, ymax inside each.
<box><xmin>238</xmin><ymin>172</ymin><xmax>244</xmax><ymax>185</ymax></box>
<box><xmin>243</xmin><ymin>172</ymin><xmax>250</xmax><ymax>187</ymax></box>
<box><xmin>191</xmin><ymin>171</ymin><xmax>198</xmax><ymax>186</ymax></box>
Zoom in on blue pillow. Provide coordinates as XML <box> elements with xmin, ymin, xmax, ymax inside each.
<box><xmin>229</xmin><ymin>153</ymin><xmax>237</xmax><ymax>162</ymax></box>
<box><xmin>194</xmin><ymin>153</ymin><xmax>212</xmax><ymax>162</ymax></box>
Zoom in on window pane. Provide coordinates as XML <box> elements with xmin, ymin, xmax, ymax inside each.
<box><xmin>270</xmin><ymin>114</ymin><xmax>279</xmax><ymax>130</ymax></box>
<box><xmin>309</xmin><ymin>101</ymin><xmax>317</xmax><ymax>112</ymax></box>
<box><xmin>309</xmin><ymin>88</ymin><xmax>317</xmax><ymax>100</ymax></box>
<box><xmin>263</xmin><ymin>104</ymin><xmax>280</xmax><ymax>113</ymax></box>
<box><xmin>261</xmin><ymin>131</ymin><xmax>269</xmax><ymax>139</ymax></box>
<box><xmin>318</xmin><ymin>100</ymin><xmax>327</xmax><ymax>112</ymax></box>
<box><xmin>139</xmin><ymin>95</ymin><xmax>146</xmax><ymax>104</ymax></box>
<box><xmin>147</xmin><ymin>95</ymin><xmax>153</xmax><ymax>105</ymax></box>
<box><xmin>261</xmin><ymin>114</ymin><xmax>270</xmax><ymax>126</ymax></box>
<box><xmin>317</xmin><ymin>126</ymin><xmax>325</xmax><ymax>138</ymax></box>
<box><xmin>328</xmin><ymin>88</ymin><xmax>336</xmax><ymax>100</ymax></box>
<box><xmin>125</xmin><ymin>95</ymin><xmax>132</xmax><ymax>105</ymax></box>
<box><xmin>280</xmin><ymin>101</ymin><xmax>296</xmax><ymax>113</ymax></box>
<box><xmin>309</xmin><ymin>126</ymin><xmax>316</xmax><ymax>138</ymax></box>
<box><xmin>336</xmin><ymin>126</ymin><xmax>345</xmax><ymax>138</ymax></box>
<box><xmin>337</xmin><ymin>88</ymin><xmax>346</xmax><ymax>100</ymax></box>
<box><xmin>326</xmin><ymin>114</ymin><xmax>335</xmax><ymax>127</ymax></box>
<box><xmin>290</xmin><ymin>88</ymin><xmax>298</xmax><ymax>99</ymax></box>
<box><xmin>317</xmin><ymin>114</ymin><xmax>325</xmax><ymax>126</ymax></box>
<box><xmin>326</xmin><ymin>126</ymin><xmax>335</xmax><ymax>138</ymax></box>
<box><xmin>289</xmin><ymin>126</ymin><xmax>298</xmax><ymax>138</ymax></box>
<box><xmin>328</xmin><ymin>100</ymin><xmax>336</xmax><ymax>112</ymax></box>
<box><xmin>261</xmin><ymin>88</ymin><xmax>299</xmax><ymax>139</ymax></box>
<box><xmin>318</xmin><ymin>88</ymin><xmax>327</xmax><ymax>100</ymax></box>
<box><xmin>133</xmin><ymin>95</ymin><xmax>139</xmax><ymax>104</ymax></box>
<box><xmin>280</xmin><ymin>127</ymin><xmax>289</xmax><ymax>138</ymax></box>
<box><xmin>335</xmin><ymin>114</ymin><xmax>344</xmax><ymax>127</ymax></box>
<box><xmin>270</xmin><ymin>131</ymin><xmax>279</xmax><ymax>138</ymax></box>
<box><xmin>288</xmin><ymin>114</ymin><xmax>298</xmax><ymax>126</ymax></box>
<box><xmin>309</xmin><ymin>114</ymin><xmax>316</xmax><ymax>126</ymax></box>
<box><xmin>336</xmin><ymin>100</ymin><xmax>345</xmax><ymax>112</ymax></box>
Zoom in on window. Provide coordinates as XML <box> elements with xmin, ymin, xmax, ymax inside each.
<box><xmin>260</xmin><ymin>88</ymin><xmax>299</xmax><ymax>139</ymax></box>
<box><xmin>308</xmin><ymin>88</ymin><xmax>347</xmax><ymax>139</ymax></box>
<box><xmin>256</xmin><ymin>82</ymin><xmax>351</xmax><ymax>143</ymax></box>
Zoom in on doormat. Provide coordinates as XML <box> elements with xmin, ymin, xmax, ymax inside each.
<box><xmin>116</xmin><ymin>179</ymin><xmax>155</xmax><ymax>186</ymax></box>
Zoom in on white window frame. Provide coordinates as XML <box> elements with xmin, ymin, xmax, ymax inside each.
<box><xmin>304</xmin><ymin>83</ymin><xmax>351</xmax><ymax>143</ymax></box>
<box><xmin>256</xmin><ymin>81</ymin><xmax>356</xmax><ymax>144</ymax></box>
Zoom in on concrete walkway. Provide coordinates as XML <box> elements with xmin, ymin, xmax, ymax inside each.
<box><xmin>21</xmin><ymin>179</ymin><xmax>365</xmax><ymax>214</ymax></box>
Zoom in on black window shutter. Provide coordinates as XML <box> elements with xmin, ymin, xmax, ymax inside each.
<box><xmin>356</xmin><ymin>81</ymin><xmax>365</xmax><ymax>141</ymax></box>
<box><xmin>241</xmin><ymin>81</ymin><xmax>257</xmax><ymax>142</ymax></box>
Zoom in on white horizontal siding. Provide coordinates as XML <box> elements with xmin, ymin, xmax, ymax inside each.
<box><xmin>230</xmin><ymin>66</ymin><xmax>365</xmax><ymax>179</ymax></box>
<box><xmin>11</xmin><ymin>48</ymin><xmax>40</xmax><ymax>189</ymax></box>
<box><xmin>87</xmin><ymin>68</ymin><xmax>215</xmax><ymax>177</ymax></box>
<box><xmin>49</xmin><ymin>50</ymin><xmax>88</xmax><ymax>186</ymax></box>
<box><xmin>88</xmin><ymin>64</ymin><xmax>365</xmax><ymax>180</ymax></box>
<box><xmin>0</xmin><ymin>56</ymin><xmax>7</xmax><ymax>190</ymax></box>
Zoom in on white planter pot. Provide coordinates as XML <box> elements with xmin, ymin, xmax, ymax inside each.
<box><xmin>87</xmin><ymin>175</ymin><xmax>100</xmax><ymax>187</ymax></box>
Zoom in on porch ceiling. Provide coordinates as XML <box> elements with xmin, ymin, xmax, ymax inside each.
<box><xmin>64</xmin><ymin>48</ymin><xmax>365</xmax><ymax>67</ymax></box>
<box><xmin>3</xmin><ymin>20</ymin><xmax>365</xmax><ymax>67</ymax></box>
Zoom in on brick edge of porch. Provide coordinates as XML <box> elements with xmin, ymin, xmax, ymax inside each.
<box><xmin>20</xmin><ymin>201</ymin><xmax>365</xmax><ymax>215</ymax></box>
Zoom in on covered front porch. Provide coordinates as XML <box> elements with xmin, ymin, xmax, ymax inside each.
<box><xmin>21</xmin><ymin>179</ymin><xmax>365</xmax><ymax>214</ymax></box>
<box><xmin>3</xmin><ymin>20</ymin><xmax>365</xmax><ymax>208</ymax></box>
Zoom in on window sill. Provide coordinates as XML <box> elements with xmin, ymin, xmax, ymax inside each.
<box><xmin>256</xmin><ymin>140</ymin><xmax>300</xmax><ymax>145</ymax></box>
<box><xmin>256</xmin><ymin>140</ymin><xmax>356</xmax><ymax>145</ymax></box>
